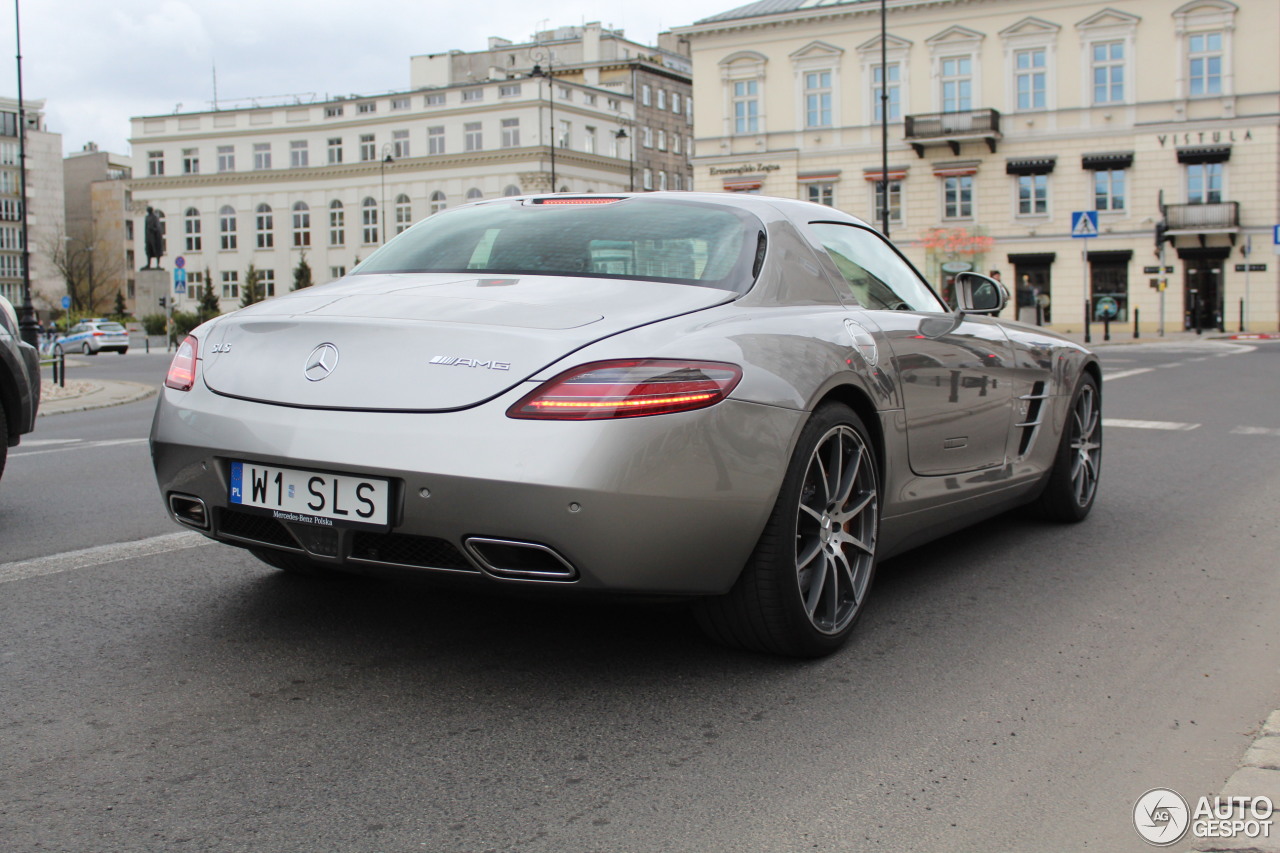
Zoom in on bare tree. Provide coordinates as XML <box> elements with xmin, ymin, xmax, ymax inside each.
<box><xmin>43</xmin><ymin>224</ymin><xmax>130</xmax><ymax>317</ymax></box>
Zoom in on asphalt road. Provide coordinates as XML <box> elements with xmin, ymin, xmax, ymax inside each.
<box><xmin>1</xmin><ymin>340</ymin><xmax>1277</xmax><ymax>852</ymax></box>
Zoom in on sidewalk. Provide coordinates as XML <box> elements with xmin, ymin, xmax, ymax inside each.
<box><xmin>38</xmin><ymin>377</ymin><xmax>157</xmax><ymax>416</ymax></box>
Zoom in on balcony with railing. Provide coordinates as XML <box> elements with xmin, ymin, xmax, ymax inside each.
<box><xmin>1163</xmin><ymin>201</ymin><xmax>1239</xmax><ymax>240</ymax></box>
<box><xmin>903</xmin><ymin>109</ymin><xmax>1001</xmax><ymax>157</ymax></box>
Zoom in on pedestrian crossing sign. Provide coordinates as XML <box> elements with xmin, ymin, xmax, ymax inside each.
<box><xmin>1071</xmin><ymin>210</ymin><xmax>1099</xmax><ymax>238</ymax></box>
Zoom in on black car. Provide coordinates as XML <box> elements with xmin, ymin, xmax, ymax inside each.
<box><xmin>0</xmin><ymin>295</ymin><xmax>40</xmax><ymax>482</ymax></box>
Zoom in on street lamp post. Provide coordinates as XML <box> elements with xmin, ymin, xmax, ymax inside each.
<box><xmin>529</xmin><ymin>50</ymin><xmax>556</xmax><ymax>192</ymax></box>
<box><xmin>615</xmin><ymin>128</ymin><xmax>633</xmax><ymax>192</ymax></box>
<box><xmin>14</xmin><ymin>0</ymin><xmax>38</xmax><ymax>346</ymax></box>
<box><xmin>379</xmin><ymin>143</ymin><xmax>394</xmax><ymax>244</ymax></box>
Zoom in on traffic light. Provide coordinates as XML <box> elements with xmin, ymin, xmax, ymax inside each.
<box><xmin>1154</xmin><ymin>221</ymin><xmax>1168</xmax><ymax>247</ymax></box>
<box><xmin>158</xmin><ymin>297</ymin><xmax>167</xmax><ymax>308</ymax></box>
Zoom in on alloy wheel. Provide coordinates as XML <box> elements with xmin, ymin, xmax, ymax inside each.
<box><xmin>1069</xmin><ymin>384</ymin><xmax>1101</xmax><ymax>507</ymax></box>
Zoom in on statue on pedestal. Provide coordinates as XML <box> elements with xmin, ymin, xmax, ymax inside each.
<box><xmin>143</xmin><ymin>207</ymin><xmax>164</xmax><ymax>269</ymax></box>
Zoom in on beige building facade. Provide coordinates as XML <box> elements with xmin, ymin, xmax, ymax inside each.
<box><xmin>63</xmin><ymin>145</ymin><xmax>136</xmax><ymax>315</ymax></box>
<box><xmin>1</xmin><ymin>97</ymin><xmax>65</xmax><ymax>317</ymax></box>
<box><xmin>677</xmin><ymin>0</ymin><xmax>1280</xmax><ymax>334</ymax></box>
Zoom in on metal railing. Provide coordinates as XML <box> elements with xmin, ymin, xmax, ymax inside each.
<box><xmin>1163</xmin><ymin>201</ymin><xmax>1239</xmax><ymax>230</ymax></box>
<box><xmin>904</xmin><ymin>108</ymin><xmax>1001</xmax><ymax>139</ymax></box>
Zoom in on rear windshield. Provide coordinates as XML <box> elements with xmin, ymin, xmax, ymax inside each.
<box><xmin>353</xmin><ymin>198</ymin><xmax>763</xmax><ymax>292</ymax></box>
<box><xmin>95</xmin><ymin>322</ymin><xmax>126</xmax><ymax>332</ymax></box>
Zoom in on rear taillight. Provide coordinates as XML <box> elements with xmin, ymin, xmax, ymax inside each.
<box><xmin>508</xmin><ymin>359</ymin><xmax>742</xmax><ymax>420</ymax></box>
<box><xmin>165</xmin><ymin>335</ymin><xmax>198</xmax><ymax>391</ymax></box>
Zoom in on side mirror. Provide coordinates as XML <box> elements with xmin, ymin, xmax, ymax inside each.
<box><xmin>954</xmin><ymin>271</ymin><xmax>1007</xmax><ymax>315</ymax></box>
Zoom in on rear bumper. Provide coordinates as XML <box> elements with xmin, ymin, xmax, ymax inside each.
<box><xmin>151</xmin><ymin>385</ymin><xmax>804</xmax><ymax>595</ymax></box>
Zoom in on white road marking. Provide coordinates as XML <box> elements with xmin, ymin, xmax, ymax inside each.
<box><xmin>11</xmin><ymin>437</ymin><xmax>148</xmax><ymax>458</ymax></box>
<box><xmin>0</xmin><ymin>531</ymin><xmax>211</xmax><ymax>585</ymax></box>
<box><xmin>1103</xmin><ymin>418</ymin><xmax>1201</xmax><ymax>431</ymax></box>
<box><xmin>1102</xmin><ymin>368</ymin><xmax>1154</xmax><ymax>381</ymax></box>
<box><xmin>20</xmin><ymin>438</ymin><xmax>82</xmax><ymax>447</ymax></box>
<box><xmin>1231</xmin><ymin>426</ymin><xmax>1280</xmax><ymax>437</ymax></box>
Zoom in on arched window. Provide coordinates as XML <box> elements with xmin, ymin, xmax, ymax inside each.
<box><xmin>184</xmin><ymin>207</ymin><xmax>201</xmax><ymax>252</ymax></box>
<box><xmin>503</xmin><ymin>185</ymin><xmax>521</xmax><ymax>197</ymax></box>
<box><xmin>429</xmin><ymin>191</ymin><xmax>447</xmax><ymax>214</ymax></box>
<box><xmin>255</xmin><ymin>203</ymin><xmax>273</xmax><ymax>249</ymax></box>
<box><xmin>328</xmin><ymin>200</ymin><xmax>344</xmax><ymax>246</ymax></box>
<box><xmin>219</xmin><ymin>205</ymin><xmax>237</xmax><ymax>250</ymax></box>
<box><xmin>558</xmin><ymin>185</ymin><xmax>570</xmax><ymax>193</ymax></box>
<box><xmin>361</xmin><ymin>197</ymin><xmax>379</xmax><ymax>243</ymax></box>
<box><xmin>394</xmin><ymin>194</ymin><xmax>412</xmax><ymax>234</ymax></box>
<box><xmin>292</xmin><ymin>201</ymin><xmax>311</xmax><ymax>247</ymax></box>
<box><xmin>465</xmin><ymin>187</ymin><xmax>483</xmax><ymax>201</ymax></box>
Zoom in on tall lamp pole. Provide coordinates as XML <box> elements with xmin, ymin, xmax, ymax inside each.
<box><xmin>14</xmin><ymin>0</ymin><xmax>37</xmax><ymax>346</ymax></box>
<box><xmin>615</xmin><ymin>128</ymin><xmax>633</xmax><ymax>191</ymax></box>
<box><xmin>530</xmin><ymin>51</ymin><xmax>556</xmax><ymax>192</ymax></box>
<box><xmin>379</xmin><ymin>143</ymin><xmax>393</xmax><ymax>244</ymax></box>
<box><xmin>879</xmin><ymin>0</ymin><xmax>891</xmax><ymax>238</ymax></box>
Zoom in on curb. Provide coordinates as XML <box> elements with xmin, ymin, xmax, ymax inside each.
<box><xmin>38</xmin><ymin>380</ymin><xmax>158</xmax><ymax>417</ymax></box>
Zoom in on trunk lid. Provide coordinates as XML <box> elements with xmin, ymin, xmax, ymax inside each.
<box><xmin>198</xmin><ymin>273</ymin><xmax>732</xmax><ymax>411</ymax></box>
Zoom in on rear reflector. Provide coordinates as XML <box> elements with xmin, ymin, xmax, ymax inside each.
<box><xmin>165</xmin><ymin>335</ymin><xmax>198</xmax><ymax>391</ymax></box>
<box><xmin>507</xmin><ymin>359</ymin><xmax>742</xmax><ymax>420</ymax></box>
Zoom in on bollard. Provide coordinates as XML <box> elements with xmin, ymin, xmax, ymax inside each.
<box><xmin>1104</xmin><ymin>315</ymin><xmax>1111</xmax><ymax>342</ymax></box>
<box><xmin>1084</xmin><ymin>299</ymin><xmax>1091</xmax><ymax>344</ymax></box>
<box><xmin>58</xmin><ymin>351</ymin><xmax>65</xmax><ymax>387</ymax></box>
<box><xmin>1133</xmin><ymin>307</ymin><xmax>1140</xmax><ymax>339</ymax></box>
<box><xmin>145</xmin><ymin>337</ymin><xmax>150</xmax><ymax>354</ymax></box>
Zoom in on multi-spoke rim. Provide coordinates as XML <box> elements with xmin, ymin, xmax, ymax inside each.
<box><xmin>794</xmin><ymin>425</ymin><xmax>878</xmax><ymax>635</ymax></box>
<box><xmin>1069</xmin><ymin>384</ymin><xmax>1101</xmax><ymax>507</ymax></box>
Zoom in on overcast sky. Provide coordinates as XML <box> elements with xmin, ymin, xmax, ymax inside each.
<box><xmin>0</xmin><ymin>0</ymin><xmax>735</xmax><ymax>159</ymax></box>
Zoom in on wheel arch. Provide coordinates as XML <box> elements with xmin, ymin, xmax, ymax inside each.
<box><xmin>809</xmin><ymin>383</ymin><xmax>886</xmax><ymax>485</ymax></box>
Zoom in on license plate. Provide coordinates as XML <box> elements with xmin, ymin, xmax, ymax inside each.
<box><xmin>229</xmin><ymin>462</ymin><xmax>391</xmax><ymax>529</ymax></box>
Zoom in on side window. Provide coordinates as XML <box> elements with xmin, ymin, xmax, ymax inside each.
<box><xmin>808</xmin><ymin>222</ymin><xmax>946</xmax><ymax>312</ymax></box>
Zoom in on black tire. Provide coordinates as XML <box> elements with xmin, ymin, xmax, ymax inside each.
<box><xmin>0</xmin><ymin>397</ymin><xmax>8</xmax><ymax>482</ymax></box>
<box><xmin>118</xmin><ymin>348</ymin><xmax>128</xmax><ymax>355</ymax></box>
<box><xmin>81</xmin><ymin>342</ymin><xmax>92</xmax><ymax>355</ymax></box>
<box><xmin>1032</xmin><ymin>373</ymin><xmax>1101</xmax><ymax>522</ymax></box>
<box><xmin>250</xmin><ymin>547</ymin><xmax>334</xmax><ymax>577</ymax></box>
<box><xmin>694</xmin><ymin>403</ymin><xmax>880</xmax><ymax>657</ymax></box>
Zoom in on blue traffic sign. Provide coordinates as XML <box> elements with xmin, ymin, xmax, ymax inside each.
<box><xmin>174</xmin><ymin>267</ymin><xmax>187</xmax><ymax>294</ymax></box>
<box><xmin>1071</xmin><ymin>210</ymin><xmax>1099</xmax><ymax>238</ymax></box>
<box><xmin>175</xmin><ymin>256</ymin><xmax>186</xmax><ymax>269</ymax></box>
<box><xmin>61</xmin><ymin>295</ymin><xmax>71</xmax><ymax>309</ymax></box>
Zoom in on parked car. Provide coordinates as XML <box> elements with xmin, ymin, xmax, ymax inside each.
<box><xmin>53</xmin><ymin>318</ymin><xmax>129</xmax><ymax>355</ymax></box>
<box><xmin>0</xmin><ymin>295</ymin><xmax>40</xmax><ymax>483</ymax></box>
<box><xmin>151</xmin><ymin>193</ymin><xmax>1101</xmax><ymax>657</ymax></box>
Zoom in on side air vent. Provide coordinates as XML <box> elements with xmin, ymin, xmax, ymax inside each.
<box><xmin>1016</xmin><ymin>381</ymin><xmax>1049</xmax><ymax>457</ymax></box>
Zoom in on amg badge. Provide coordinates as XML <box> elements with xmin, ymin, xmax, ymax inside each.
<box><xmin>430</xmin><ymin>355</ymin><xmax>511</xmax><ymax>370</ymax></box>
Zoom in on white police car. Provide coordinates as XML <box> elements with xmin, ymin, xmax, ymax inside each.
<box><xmin>54</xmin><ymin>318</ymin><xmax>129</xmax><ymax>355</ymax></box>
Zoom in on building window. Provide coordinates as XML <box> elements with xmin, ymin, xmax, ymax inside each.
<box><xmin>390</xmin><ymin>97</ymin><xmax>410</xmax><ymax>110</ymax></box>
<box><xmin>1187</xmin><ymin>162</ymin><xmax>1223</xmax><ymax>204</ymax></box>
<box><xmin>657</xmin><ymin>129</ymin><xmax>666</xmax><ymax>151</ymax></box>
<box><xmin>292</xmin><ymin>202</ymin><xmax>310</xmax><ymax>247</ymax></box>
<box><xmin>1015</xmin><ymin>49</ymin><xmax>1046</xmax><ymax>110</ymax></box>
<box><xmin>943</xmin><ymin>175</ymin><xmax>973</xmax><ymax>218</ymax></box>
<box><xmin>330</xmin><ymin>266</ymin><xmax>347</xmax><ymax>279</ymax></box>
<box><xmin>182</xmin><ymin>148</ymin><xmax>199</xmax><ymax>175</ymax></box>
<box><xmin>325</xmin><ymin>105</ymin><xmax>344</xmax><ymax>118</ymax></box>
<box><xmin>608</xmin><ymin>97</ymin><xmax>621</xmax><ymax>111</ymax></box>
<box><xmin>643</xmin><ymin>168</ymin><xmax>653</xmax><ymax>190</ymax></box>
<box><xmin>361</xmin><ymin>197</ymin><xmax>378</xmax><ymax>243</ymax></box>
<box><xmin>462</xmin><ymin>88</ymin><xmax>483</xmax><ymax>102</ymax></box>
<box><xmin>464</xmin><ymin>122</ymin><xmax>482</xmax><ymax>151</ymax></box>
<box><xmin>873</xmin><ymin>63</ymin><xmax>900</xmax><ymax>122</ymax></box>
<box><xmin>672</xmin><ymin>133</ymin><xmax>681</xmax><ymax>155</ymax></box>
<box><xmin>221</xmin><ymin>270</ymin><xmax>239</xmax><ymax>299</ymax></box>
<box><xmin>260</xmin><ymin>268</ymin><xmax>276</xmax><ymax>298</ymax></box>
<box><xmin>328</xmin><ymin>200</ymin><xmax>345</xmax><ymax>246</ymax></box>
<box><xmin>733</xmin><ymin>80</ymin><xmax>759</xmax><ymax>134</ymax></box>
<box><xmin>327</xmin><ymin>137</ymin><xmax>343</xmax><ymax>164</ymax></box>
<box><xmin>808</xmin><ymin>183</ymin><xmax>834</xmax><ymax>206</ymax></box>
<box><xmin>428</xmin><ymin>126</ymin><xmax>445</xmax><ymax>155</ymax></box>
<box><xmin>255</xmin><ymin>204</ymin><xmax>274</xmax><ymax>248</ymax></box>
<box><xmin>148</xmin><ymin>151</ymin><xmax>164</xmax><ymax>176</ymax></box>
<box><xmin>425</xmin><ymin>93</ymin><xmax>445</xmax><ymax>106</ymax></box>
<box><xmin>1094</xmin><ymin>169</ymin><xmax>1126</xmax><ymax>211</ymax></box>
<box><xmin>219</xmin><ymin>205</ymin><xmax>237</xmax><ymax>250</ymax></box>
<box><xmin>672</xmin><ymin>92</ymin><xmax>681</xmax><ymax>113</ymax></box>
<box><xmin>875</xmin><ymin>180</ymin><xmax>903</xmax><ymax>223</ymax></box>
<box><xmin>584</xmin><ymin>126</ymin><xmax>596</xmax><ymax>154</ymax></box>
<box><xmin>1017</xmin><ymin>174</ymin><xmax>1048</xmax><ymax>215</ymax></box>
<box><xmin>1091</xmin><ymin>41</ymin><xmax>1125</xmax><ymax>104</ymax></box>
<box><xmin>557</xmin><ymin>85</ymin><xmax>571</xmax><ymax>101</ymax></box>
<box><xmin>360</xmin><ymin>134</ymin><xmax>375</xmax><ymax>161</ymax></box>
<box><xmin>658</xmin><ymin>89</ymin><xmax>667</xmax><ymax>110</ymax></box>
<box><xmin>357</xmin><ymin>101</ymin><xmax>376</xmax><ymax>114</ymax></box>
<box><xmin>253</xmin><ymin>143</ymin><xmax>271</xmax><ymax>170</ymax></box>
<box><xmin>217</xmin><ymin>145</ymin><xmax>235</xmax><ymax>172</ymax></box>
<box><xmin>642</xmin><ymin>126</ymin><xmax>653</xmax><ymax>149</ymax></box>
<box><xmin>941</xmin><ymin>56</ymin><xmax>972</xmax><ymax>112</ymax></box>
<box><xmin>558</xmin><ymin>119</ymin><xmax>570</xmax><ymax>149</ymax></box>
<box><xmin>465</xmin><ymin>188</ymin><xmax>482</xmax><ymax>201</ymax></box>
<box><xmin>392</xmin><ymin>129</ymin><xmax>409</xmax><ymax>158</ymax></box>
<box><xmin>584</xmin><ymin>93</ymin><xmax>596</xmax><ymax>106</ymax></box>
<box><xmin>501</xmin><ymin>118</ymin><xmax>520</xmax><ymax>148</ymax></box>
<box><xmin>658</xmin><ymin>171</ymin><xmax>667</xmax><ymax>191</ymax></box>
<box><xmin>183</xmin><ymin>208</ymin><xmax>201</xmax><ymax>252</ymax></box>
<box><xmin>499</xmin><ymin>84</ymin><xmax>521</xmax><ymax>97</ymax></box>
<box><xmin>1188</xmin><ymin>32</ymin><xmax>1223</xmax><ymax>96</ymax></box>
<box><xmin>430</xmin><ymin>191</ymin><xmax>447</xmax><ymax>214</ymax></box>
<box><xmin>804</xmin><ymin>71</ymin><xmax>832</xmax><ymax>128</ymax></box>
<box><xmin>394</xmin><ymin>195</ymin><xmax>411</xmax><ymax>234</ymax></box>
<box><xmin>641</xmin><ymin>84</ymin><xmax>651</xmax><ymax>106</ymax></box>
<box><xmin>288</xmin><ymin>140</ymin><xmax>307</xmax><ymax>168</ymax></box>
<box><xmin>503</xmin><ymin>185</ymin><xmax>521</xmax><ymax>197</ymax></box>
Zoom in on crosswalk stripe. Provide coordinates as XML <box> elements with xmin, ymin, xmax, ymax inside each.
<box><xmin>1102</xmin><ymin>418</ymin><xmax>1200</xmax><ymax>431</ymax></box>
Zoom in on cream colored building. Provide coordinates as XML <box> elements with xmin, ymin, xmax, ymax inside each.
<box><xmin>1</xmin><ymin>97</ymin><xmax>65</xmax><ymax>317</ymax></box>
<box><xmin>128</xmin><ymin>65</ymin><xmax>638</xmax><ymax>315</ymax></box>
<box><xmin>677</xmin><ymin>0</ymin><xmax>1280</xmax><ymax>333</ymax></box>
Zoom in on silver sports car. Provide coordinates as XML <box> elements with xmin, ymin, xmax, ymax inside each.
<box><xmin>151</xmin><ymin>192</ymin><xmax>1100</xmax><ymax>657</ymax></box>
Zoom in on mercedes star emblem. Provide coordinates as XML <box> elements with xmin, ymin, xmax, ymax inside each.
<box><xmin>304</xmin><ymin>343</ymin><xmax>340</xmax><ymax>381</ymax></box>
